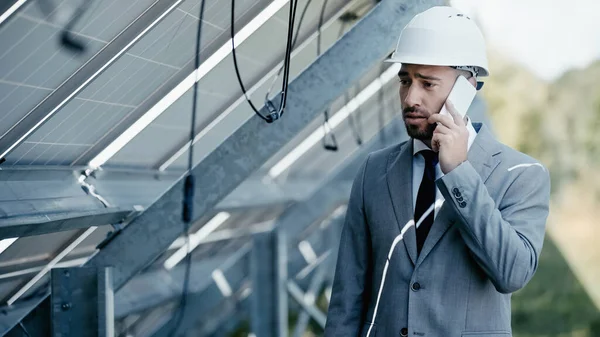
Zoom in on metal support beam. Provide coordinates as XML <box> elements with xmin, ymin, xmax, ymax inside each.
<box><xmin>114</xmin><ymin>254</ymin><xmax>232</xmax><ymax>319</ymax></box>
<box><xmin>0</xmin><ymin>0</ymin><xmax>182</xmax><ymax>159</ymax></box>
<box><xmin>0</xmin><ymin>208</ymin><xmax>133</xmax><ymax>240</ymax></box>
<box><xmin>184</xmin><ymin>216</ymin><xmax>345</xmax><ymax>337</ymax></box>
<box><xmin>50</xmin><ymin>267</ymin><xmax>114</xmax><ymax>337</ymax></box>
<box><xmin>83</xmin><ymin>0</ymin><xmax>442</xmax><ymax>291</ymax></box>
<box><xmin>192</xmin><ymin>291</ymin><xmax>251</xmax><ymax>337</ymax></box>
<box><xmin>172</xmin><ymin>95</ymin><xmax>492</xmax><ymax>336</ymax></box>
<box><xmin>0</xmin><ymin>0</ymin><xmax>26</xmax><ymax>28</ymax></box>
<box><xmin>92</xmin><ymin>172</ymin><xmax>323</xmax><ymax>211</ymax></box>
<box><xmin>250</xmin><ymin>230</ymin><xmax>288</xmax><ymax>337</ymax></box>
<box><xmin>287</xmin><ymin>280</ymin><xmax>326</xmax><ymax>329</ymax></box>
<box><xmin>291</xmin><ymin>263</ymin><xmax>328</xmax><ymax>337</ymax></box>
<box><xmin>0</xmin><ymin>114</ymin><xmax>404</xmax><ymax>336</ymax></box>
<box><xmin>136</xmin><ymin>116</ymin><xmax>407</xmax><ymax>336</ymax></box>
<box><xmin>145</xmin><ymin>246</ymin><xmax>251</xmax><ymax>337</ymax></box>
<box><xmin>0</xmin><ymin>166</ymin><xmax>316</xmax><ymax>229</ymax></box>
<box><xmin>4</xmin><ymin>0</ymin><xmax>443</xmax><ymax>328</ymax></box>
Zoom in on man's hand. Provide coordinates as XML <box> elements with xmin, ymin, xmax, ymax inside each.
<box><xmin>428</xmin><ymin>100</ymin><xmax>469</xmax><ymax>174</ymax></box>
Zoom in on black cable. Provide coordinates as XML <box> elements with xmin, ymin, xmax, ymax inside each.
<box><xmin>231</xmin><ymin>0</ymin><xmax>299</xmax><ymax>123</ymax></box>
<box><xmin>321</xmin><ymin>108</ymin><xmax>339</xmax><ymax>151</ymax></box>
<box><xmin>279</xmin><ymin>0</ymin><xmax>299</xmax><ymax>119</ymax></box>
<box><xmin>264</xmin><ymin>0</ymin><xmax>315</xmax><ymax>102</ymax></box>
<box><xmin>346</xmin><ymin>85</ymin><xmax>363</xmax><ymax>145</ymax></box>
<box><xmin>317</xmin><ymin>0</ymin><xmax>339</xmax><ymax>151</ymax></box>
<box><xmin>167</xmin><ymin>1</ymin><xmax>206</xmax><ymax>336</ymax></box>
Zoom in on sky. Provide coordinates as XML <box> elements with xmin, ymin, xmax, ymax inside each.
<box><xmin>450</xmin><ymin>0</ymin><xmax>600</xmax><ymax>81</ymax></box>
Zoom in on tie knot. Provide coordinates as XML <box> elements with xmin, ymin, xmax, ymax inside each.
<box><xmin>419</xmin><ymin>150</ymin><xmax>438</xmax><ymax>166</ymax></box>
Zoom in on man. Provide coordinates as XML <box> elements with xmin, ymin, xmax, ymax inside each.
<box><xmin>324</xmin><ymin>6</ymin><xmax>551</xmax><ymax>337</ymax></box>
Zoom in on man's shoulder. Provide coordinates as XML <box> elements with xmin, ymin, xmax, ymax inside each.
<box><xmin>490</xmin><ymin>140</ymin><xmax>549</xmax><ymax>180</ymax></box>
<box><xmin>497</xmin><ymin>142</ymin><xmax>546</xmax><ymax>168</ymax></box>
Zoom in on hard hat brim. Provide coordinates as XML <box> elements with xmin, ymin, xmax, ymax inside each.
<box><xmin>384</xmin><ymin>55</ymin><xmax>489</xmax><ymax>77</ymax></box>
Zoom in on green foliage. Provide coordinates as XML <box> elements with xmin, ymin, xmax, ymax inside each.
<box><xmin>512</xmin><ymin>237</ymin><xmax>600</xmax><ymax>336</ymax></box>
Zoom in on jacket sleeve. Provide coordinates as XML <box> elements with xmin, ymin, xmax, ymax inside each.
<box><xmin>324</xmin><ymin>154</ymin><xmax>372</xmax><ymax>337</ymax></box>
<box><xmin>436</xmin><ymin>160</ymin><xmax>551</xmax><ymax>294</ymax></box>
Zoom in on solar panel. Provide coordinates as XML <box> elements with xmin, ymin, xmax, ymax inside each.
<box><xmin>2</xmin><ymin>0</ymin><xmax>270</xmax><ymax>167</ymax></box>
<box><xmin>0</xmin><ymin>0</ymin><xmax>158</xmax><ymax>145</ymax></box>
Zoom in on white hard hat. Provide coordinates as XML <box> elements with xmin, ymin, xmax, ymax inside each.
<box><xmin>386</xmin><ymin>6</ymin><xmax>489</xmax><ymax>78</ymax></box>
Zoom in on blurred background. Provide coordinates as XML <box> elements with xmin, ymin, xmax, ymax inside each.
<box><xmin>452</xmin><ymin>1</ymin><xmax>600</xmax><ymax>336</ymax></box>
<box><xmin>0</xmin><ymin>0</ymin><xmax>599</xmax><ymax>336</ymax></box>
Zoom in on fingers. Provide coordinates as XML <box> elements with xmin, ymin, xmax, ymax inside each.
<box><xmin>431</xmin><ymin>133</ymin><xmax>450</xmax><ymax>152</ymax></box>
<box><xmin>428</xmin><ymin>113</ymin><xmax>454</xmax><ymax>128</ymax></box>
<box><xmin>433</xmin><ymin>123</ymin><xmax>451</xmax><ymax>135</ymax></box>
<box><xmin>445</xmin><ymin>100</ymin><xmax>465</xmax><ymax>127</ymax></box>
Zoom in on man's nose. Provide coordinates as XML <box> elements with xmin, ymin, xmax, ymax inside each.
<box><xmin>402</xmin><ymin>85</ymin><xmax>421</xmax><ymax>108</ymax></box>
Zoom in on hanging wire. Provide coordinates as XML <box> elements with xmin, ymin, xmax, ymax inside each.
<box><xmin>264</xmin><ymin>0</ymin><xmax>316</xmax><ymax>102</ymax></box>
<box><xmin>320</xmin><ymin>0</ymin><xmax>340</xmax><ymax>152</ymax></box>
<box><xmin>345</xmin><ymin>85</ymin><xmax>363</xmax><ymax>146</ymax></box>
<box><xmin>231</xmin><ymin>0</ymin><xmax>299</xmax><ymax>123</ymax></box>
<box><xmin>167</xmin><ymin>0</ymin><xmax>206</xmax><ymax>336</ymax></box>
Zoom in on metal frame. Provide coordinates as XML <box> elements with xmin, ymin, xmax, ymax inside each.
<box><xmin>125</xmin><ymin>98</ymin><xmax>490</xmax><ymax>336</ymax></box>
<box><xmin>291</xmin><ymin>260</ymin><xmax>329</xmax><ymax>337</ymax></box>
<box><xmin>153</xmin><ymin>0</ymin><xmax>364</xmax><ymax>171</ymax></box>
<box><xmin>0</xmin><ymin>170</ymin><xmax>317</xmax><ymax>240</ymax></box>
<box><xmin>139</xmin><ymin>116</ymin><xmax>407</xmax><ymax>336</ymax></box>
<box><xmin>250</xmin><ymin>229</ymin><xmax>288</xmax><ymax>337</ymax></box>
<box><xmin>0</xmin><ymin>209</ymin><xmax>132</xmax><ymax>240</ymax></box>
<box><xmin>145</xmin><ymin>245</ymin><xmax>252</xmax><ymax>337</ymax></box>
<box><xmin>86</xmin><ymin>0</ymin><xmax>433</xmax><ymax>292</ymax></box>
<box><xmin>0</xmin><ymin>111</ymin><xmax>405</xmax><ymax>335</ymax></box>
<box><xmin>0</xmin><ymin>0</ymin><xmax>27</xmax><ymax>28</ymax></box>
<box><xmin>185</xmin><ymin>216</ymin><xmax>344</xmax><ymax>337</ymax></box>
<box><xmin>50</xmin><ymin>267</ymin><xmax>114</xmax><ymax>337</ymax></box>
<box><xmin>7</xmin><ymin>227</ymin><xmax>100</xmax><ymax>306</ymax></box>
<box><xmin>1</xmin><ymin>0</ymin><xmax>444</xmax><ymax>332</ymax></box>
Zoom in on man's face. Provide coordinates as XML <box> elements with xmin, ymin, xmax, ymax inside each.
<box><xmin>398</xmin><ymin>64</ymin><xmax>461</xmax><ymax>141</ymax></box>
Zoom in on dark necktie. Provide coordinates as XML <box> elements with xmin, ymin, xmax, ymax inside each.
<box><xmin>415</xmin><ymin>149</ymin><xmax>438</xmax><ymax>255</ymax></box>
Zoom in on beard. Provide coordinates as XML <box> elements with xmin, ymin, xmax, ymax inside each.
<box><xmin>405</xmin><ymin>122</ymin><xmax>436</xmax><ymax>140</ymax></box>
<box><xmin>403</xmin><ymin>107</ymin><xmax>436</xmax><ymax>140</ymax></box>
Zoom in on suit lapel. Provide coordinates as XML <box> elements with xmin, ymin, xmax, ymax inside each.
<box><xmin>415</xmin><ymin>123</ymin><xmax>502</xmax><ymax>266</ymax></box>
<box><xmin>415</xmin><ymin>204</ymin><xmax>452</xmax><ymax>266</ymax></box>
<box><xmin>466</xmin><ymin>124</ymin><xmax>502</xmax><ymax>184</ymax></box>
<box><xmin>386</xmin><ymin>141</ymin><xmax>417</xmax><ymax>265</ymax></box>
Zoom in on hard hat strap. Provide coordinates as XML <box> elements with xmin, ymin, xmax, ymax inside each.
<box><xmin>450</xmin><ymin>65</ymin><xmax>478</xmax><ymax>78</ymax></box>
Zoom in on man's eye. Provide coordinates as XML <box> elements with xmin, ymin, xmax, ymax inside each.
<box><xmin>423</xmin><ymin>82</ymin><xmax>436</xmax><ymax>88</ymax></box>
<box><xmin>399</xmin><ymin>79</ymin><xmax>410</xmax><ymax>86</ymax></box>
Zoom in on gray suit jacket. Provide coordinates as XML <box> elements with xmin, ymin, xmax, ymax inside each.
<box><xmin>324</xmin><ymin>123</ymin><xmax>551</xmax><ymax>337</ymax></box>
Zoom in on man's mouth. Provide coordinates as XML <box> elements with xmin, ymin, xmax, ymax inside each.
<box><xmin>404</xmin><ymin>113</ymin><xmax>428</xmax><ymax>120</ymax></box>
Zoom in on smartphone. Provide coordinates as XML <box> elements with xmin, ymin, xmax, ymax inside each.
<box><xmin>439</xmin><ymin>75</ymin><xmax>476</xmax><ymax>119</ymax></box>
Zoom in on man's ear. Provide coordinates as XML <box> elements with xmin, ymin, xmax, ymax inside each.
<box><xmin>467</xmin><ymin>76</ymin><xmax>477</xmax><ymax>88</ymax></box>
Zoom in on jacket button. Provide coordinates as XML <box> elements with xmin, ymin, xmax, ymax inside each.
<box><xmin>401</xmin><ymin>327</ymin><xmax>408</xmax><ymax>336</ymax></box>
<box><xmin>452</xmin><ymin>187</ymin><xmax>460</xmax><ymax>196</ymax></box>
<box><xmin>411</xmin><ymin>282</ymin><xmax>421</xmax><ymax>291</ymax></box>
<box><xmin>459</xmin><ymin>201</ymin><xmax>467</xmax><ymax>208</ymax></box>
<box><xmin>456</xmin><ymin>196</ymin><xmax>464</xmax><ymax>202</ymax></box>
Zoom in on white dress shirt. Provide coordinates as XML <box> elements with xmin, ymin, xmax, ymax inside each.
<box><xmin>412</xmin><ymin>117</ymin><xmax>478</xmax><ymax>218</ymax></box>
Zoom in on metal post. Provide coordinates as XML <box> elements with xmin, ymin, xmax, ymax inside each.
<box><xmin>251</xmin><ymin>229</ymin><xmax>288</xmax><ymax>337</ymax></box>
<box><xmin>50</xmin><ymin>267</ymin><xmax>114</xmax><ymax>337</ymax></box>
<box><xmin>291</xmin><ymin>263</ymin><xmax>328</xmax><ymax>337</ymax></box>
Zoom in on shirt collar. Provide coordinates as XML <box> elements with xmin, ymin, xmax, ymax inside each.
<box><xmin>413</xmin><ymin>115</ymin><xmax>478</xmax><ymax>156</ymax></box>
